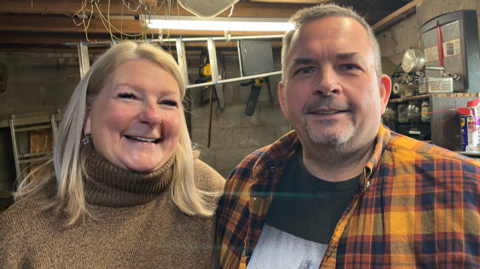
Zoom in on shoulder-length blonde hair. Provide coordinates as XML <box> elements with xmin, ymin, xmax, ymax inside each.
<box><xmin>15</xmin><ymin>41</ymin><xmax>213</xmax><ymax>224</ymax></box>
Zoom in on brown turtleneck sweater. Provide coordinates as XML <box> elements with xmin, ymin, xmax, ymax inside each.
<box><xmin>0</xmin><ymin>151</ymin><xmax>225</xmax><ymax>268</ymax></box>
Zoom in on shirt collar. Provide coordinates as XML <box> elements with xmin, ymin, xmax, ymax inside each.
<box><xmin>252</xmin><ymin>124</ymin><xmax>392</xmax><ymax>182</ymax></box>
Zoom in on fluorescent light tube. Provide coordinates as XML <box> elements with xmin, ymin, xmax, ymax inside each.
<box><xmin>144</xmin><ymin>16</ymin><xmax>294</xmax><ymax>32</ymax></box>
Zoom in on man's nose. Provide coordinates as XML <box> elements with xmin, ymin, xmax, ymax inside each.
<box><xmin>138</xmin><ymin>104</ymin><xmax>162</xmax><ymax>126</ymax></box>
<box><xmin>314</xmin><ymin>66</ymin><xmax>342</xmax><ymax>97</ymax></box>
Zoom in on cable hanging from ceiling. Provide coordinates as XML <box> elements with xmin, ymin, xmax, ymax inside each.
<box><xmin>71</xmin><ymin>0</ymin><xmax>175</xmax><ymax>43</ymax></box>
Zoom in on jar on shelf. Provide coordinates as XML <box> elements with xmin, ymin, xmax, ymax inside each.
<box><xmin>407</xmin><ymin>101</ymin><xmax>422</xmax><ymax>122</ymax></box>
<box><xmin>421</xmin><ymin>100</ymin><xmax>431</xmax><ymax>123</ymax></box>
<box><xmin>384</xmin><ymin>103</ymin><xmax>398</xmax><ymax>121</ymax></box>
<box><xmin>398</xmin><ymin>103</ymin><xmax>409</xmax><ymax>123</ymax></box>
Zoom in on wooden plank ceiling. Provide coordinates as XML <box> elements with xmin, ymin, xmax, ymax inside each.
<box><xmin>0</xmin><ymin>0</ymin><xmax>416</xmax><ymax>53</ymax></box>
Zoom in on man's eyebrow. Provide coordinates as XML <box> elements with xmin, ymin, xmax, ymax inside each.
<box><xmin>292</xmin><ymin>58</ymin><xmax>313</xmax><ymax>65</ymax></box>
<box><xmin>337</xmin><ymin>53</ymin><xmax>358</xmax><ymax>60</ymax></box>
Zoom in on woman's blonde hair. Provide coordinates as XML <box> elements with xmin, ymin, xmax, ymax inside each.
<box><xmin>15</xmin><ymin>41</ymin><xmax>214</xmax><ymax>224</ymax></box>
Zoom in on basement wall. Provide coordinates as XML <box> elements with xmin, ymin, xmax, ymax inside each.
<box><xmin>0</xmin><ymin>51</ymin><xmax>288</xmax><ymax>191</ymax></box>
<box><xmin>189</xmin><ymin>54</ymin><xmax>288</xmax><ymax>177</ymax></box>
<box><xmin>377</xmin><ymin>0</ymin><xmax>480</xmax><ymax>66</ymax></box>
<box><xmin>0</xmin><ymin>52</ymin><xmax>80</xmax><ymax>193</ymax></box>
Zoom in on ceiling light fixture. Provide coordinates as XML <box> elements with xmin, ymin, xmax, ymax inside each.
<box><xmin>142</xmin><ymin>15</ymin><xmax>294</xmax><ymax>32</ymax></box>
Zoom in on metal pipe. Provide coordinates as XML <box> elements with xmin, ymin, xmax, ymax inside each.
<box><xmin>18</xmin><ymin>152</ymin><xmax>49</xmax><ymax>158</ymax></box>
<box><xmin>436</xmin><ymin>23</ymin><xmax>444</xmax><ymax>67</ymax></box>
<box><xmin>425</xmin><ymin>66</ymin><xmax>445</xmax><ymax>71</ymax></box>
<box><xmin>237</xmin><ymin>41</ymin><xmax>244</xmax><ymax>77</ymax></box>
<box><xmin>15</xmin><ymin>124</ymin><xmax>52</xmax><ymax>132</ymax></box>
<box><xmin>9</xmin><ymin>119</ymin><xmax>21</xmax><ymax>178</ymax></box>
<box><xmin>186</xmin><ymin>71</ymin><xmax>282</xmax><ymax>89</ymax></box>
<box><xmin>175</xmin><ymin>39</ymin><xmax>189</xmax><ymax>86</ymax></box>
<box><xmin>207</xmin><ymin>38</ymin><xmax>219</xmax><ymax>84</ymax></box>
<box><xmin>50</xmin><ymin>114</ymin><xmax>58</xmax><ymax>147</ymax></box>
<box><xmin>19</xmin><ymin>157</ymin><xmax>46</xmax><ymax>164</ymax></box>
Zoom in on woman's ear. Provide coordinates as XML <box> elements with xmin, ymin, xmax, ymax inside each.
<box><xmin>83</xmin><ymin>106</ymin><xmax>92</xmax><ymax>134</ymax></box>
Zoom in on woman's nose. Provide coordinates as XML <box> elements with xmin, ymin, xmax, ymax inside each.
<box><xmin>138</xmin><ymin>105</ymin><xmax>161</xmax><ymax>126</ymax></box>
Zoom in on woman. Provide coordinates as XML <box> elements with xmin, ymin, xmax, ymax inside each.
<box><xmin>0</xmin><ymin>41</ymin><xmax>224</xmax><ymax>268</ymax></box>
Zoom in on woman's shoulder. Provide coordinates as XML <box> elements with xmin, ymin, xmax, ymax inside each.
<box><xmin>0</xmin><ymin>193</ymin><xmax>47</xmax><ymax>231</ymax></box>
<box><xmin>193</xmin><ymin>159</ymin><xmax>225</xmax><ymax>192</ymax></box>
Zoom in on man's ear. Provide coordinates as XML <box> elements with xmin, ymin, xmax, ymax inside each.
<box><xmin>379</xmin><ymin>74</ymin><xmax>392</xmax><ymax>115</ymax></box>
<box><xmin>278</xmin><ymin>81</ymin><xmax>287</xmax><ymax>117</ymax></box>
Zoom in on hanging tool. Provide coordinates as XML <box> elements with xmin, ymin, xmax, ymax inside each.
<box><xmin>241</xmin><ymin>77</ymin><xmax>273</xmax><ymax>116</ymax></box>
<box><xmin>195</xmin><ymin>47</ymin><xmax>217</xmax><ymax>148</ymax></box>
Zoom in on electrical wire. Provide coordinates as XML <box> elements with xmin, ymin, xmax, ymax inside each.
<box><xmin>71</xmin><ymin>0</ymin><xmax>171</xmax><ymax>45</ymax></box>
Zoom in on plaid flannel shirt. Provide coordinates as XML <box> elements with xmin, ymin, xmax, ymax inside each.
<box><xmin>216</xmin><ymin>124</ymin><xmax>480</xmax><ymax>269</ymax></box>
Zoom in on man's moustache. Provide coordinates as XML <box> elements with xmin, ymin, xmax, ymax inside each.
<box><xmin>302</xmin><ymin>97</ymin><xmax>352</xmax><ymax>113</ymax></box>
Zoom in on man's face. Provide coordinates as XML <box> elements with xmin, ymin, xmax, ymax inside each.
<box><xmin>279</xmin><ymin>16</ymin><xmax>391</xmax><ymax>151</ymax></box>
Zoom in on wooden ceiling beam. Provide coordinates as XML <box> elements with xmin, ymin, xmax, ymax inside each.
<box><xmin>372</xmin><ymin>0</ymin><xmax>422</xmax><ymax>33</ymax></box>
<box><xmin>0</xmin><ymin>0</ymin><xmax>309</xmax><ymax>18</ymax></box>
<box><xmin>0</xmin><ymin>16</ymin><xmax>144</xmax><ymax>33</ymax></box>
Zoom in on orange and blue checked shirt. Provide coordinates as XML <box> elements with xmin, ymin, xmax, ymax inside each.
<box><xmin>216</xmin><ymin>124</ymin><xmax>480</xmax><ymax>269</ymax></box>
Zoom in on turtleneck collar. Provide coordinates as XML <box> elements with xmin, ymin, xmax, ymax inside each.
<box><xmin>83</xmin><ymin>148</ymin><xmax>175</xmax><ymax>207</ymax></box>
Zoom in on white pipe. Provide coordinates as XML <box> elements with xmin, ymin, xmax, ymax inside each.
<box><xmin>187</xmin><ymin>71</ymin><xmax>281</xmax><ymax>89</ymax></box>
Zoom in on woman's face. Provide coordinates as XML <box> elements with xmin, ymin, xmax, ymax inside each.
<box><xmin>84</xmin><ymin>60</ymin><xmax>182</xmax><ymax>173</ymax></box>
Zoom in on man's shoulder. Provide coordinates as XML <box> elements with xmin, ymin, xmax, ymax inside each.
<box><xmin>224</xmin><ymin>146</ymin><xmax>271</xmax><ymax>191</ymax></box>
<box><xmin>386</xmin><ymin>131</ymin><xmax>480</xmax><ymax>168</ymax></box>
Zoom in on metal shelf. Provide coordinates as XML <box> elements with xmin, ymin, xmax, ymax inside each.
<box><xmin>388</xmin><ymin>94</ymin><xmax>430</xmax><ymax>103</ymax></box>
<box><xmin>455</xmin><ymin>151</ymin><xmax>480</xmax><ymax>157</ymax></box>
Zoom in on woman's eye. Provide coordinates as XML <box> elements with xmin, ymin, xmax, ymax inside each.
<box><xmin>118</xmin><ymin>93</ymin><xmax>136</xmax><ymax>99</ymax></box>
<box><xmin>160</xmin><ymin>100</ymin><xmax>178</xmax><ymax>107</ymax></box>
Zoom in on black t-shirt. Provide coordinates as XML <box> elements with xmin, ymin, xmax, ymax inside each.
<box><xmin>265</xmin><ymin>148</ymin><xmax>360</xmax><ymax>244</ymax></box>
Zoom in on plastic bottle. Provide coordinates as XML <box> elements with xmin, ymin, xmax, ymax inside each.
<box><xmin>407</xmin><ymin>101</ymin><xmax>422</xmax><ymax>123</ymax></box>
<box><xmin>467</xmin><ymin>99</ymin><xmax>480</xmax><ymax>151</ymax></box>
<box><xmin>421</xmin><ymin>100</ymin><xmax>430</xmax><ymax>123</ymax></box>
<box><xmin>398</xmin><ymin>103</ymin><xmax>409</xmax><ymax>123</ymax></box>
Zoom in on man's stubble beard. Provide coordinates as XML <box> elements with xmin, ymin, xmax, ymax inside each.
<box><xmin>303</xmin><ymin>117</ymin><xmax>355</xmax><ymax>147</ymax></box>
<box><xmin>300</xmin><ymin>97</ymin><xmax>357</xmax><ymax>148</ymax></box>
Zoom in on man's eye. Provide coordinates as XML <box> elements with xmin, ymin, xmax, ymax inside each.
<box><xmin>118</xmin><ymin>93</ymin><xmax>136</xmax><ymax>99</ymax></box>
<box><xmin>341</xmin><ymin>64</ymin><xmax>358</xmax><ymax>71</ymax></box>
<box><xmin>296</xmin><ymin>67</ymin><xmax>314</xmax><ymax>74</ymax></box>
<box><xmin>160</xmin><ymin>100</ymin><xmax>178</xmax><ymax>107</ymax></box>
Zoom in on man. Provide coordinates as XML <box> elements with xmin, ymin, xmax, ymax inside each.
<box><xmin>216</xmin><ymin>4</ymin><xmax>480</xmax><ymax>269</ymax></box>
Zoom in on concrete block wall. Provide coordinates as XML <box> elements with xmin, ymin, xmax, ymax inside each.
<box><xmin>376</xmin><ymin>14</ymin><xmax>421</xmax><ymax>65</ymax></box>
<box><xmin>0</xmin><ymin>52</ymin><xmax>80</xmax><ymax>116</ymax></box>
<box><xmin>0</xmin><ymin>52</ymin><xmax>80</xmax><ymax>191</ymax></box>
<box><xmin>0</xmin><ymin>51</ymin><xmax>289</xmax><ymax>185</ymax></box>
<box><xmin>377</xmin><ymin>0</ymin><xmax>480</xmax><ymax>66</ymax></box>
<box><xmin>189</xmin><ymin>54</ymin><xmax>290</xmax><ymax>177</ymax></box>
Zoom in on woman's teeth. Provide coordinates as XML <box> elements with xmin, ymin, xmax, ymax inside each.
<box><xmin>125</xmin><ymin>135</ymin><xmax>160</xmax><ymax>143</ymax></box>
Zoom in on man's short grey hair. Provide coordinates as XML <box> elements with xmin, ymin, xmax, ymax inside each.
<box><xmin>281</xmin><ymin>4</ymin><xmax>382</xmax><ymax>82</ymax></box>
